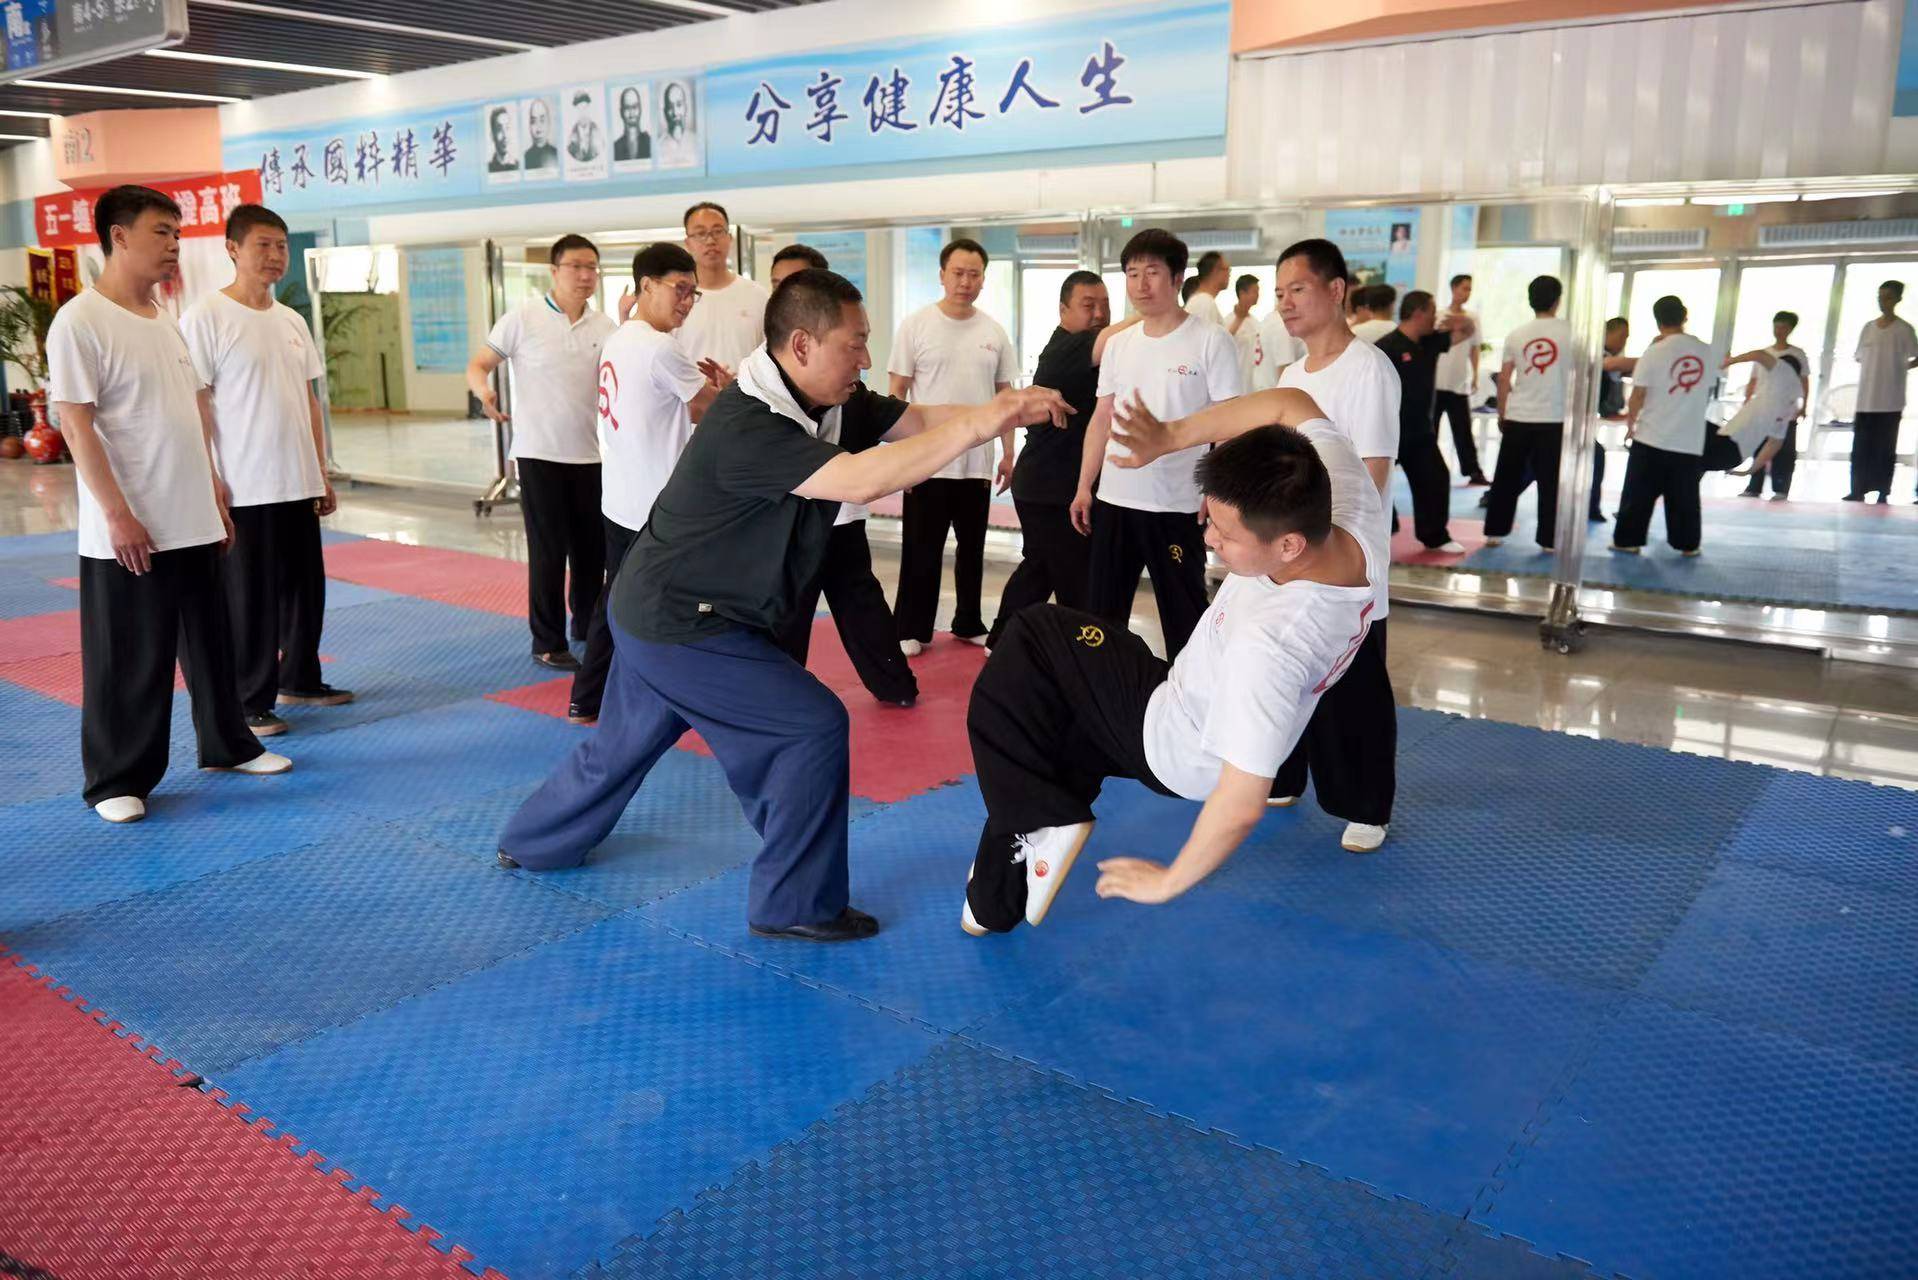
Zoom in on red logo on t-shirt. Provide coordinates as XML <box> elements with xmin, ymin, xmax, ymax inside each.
<box><xmin>1669</xmin><ymin>353</ymin><xmax>1705</xmax><ymax>395</ymax></box>
<box><xmin>1522</xmin><ymin>337</ymin><xmax>1558</xmax><ymax>373</ymax></box>
<box><xmin>597</xmin><ymin>360</ymin><xmax>620</xmax><ymax>431</ymax></box>
<box><xmin>1313</xmin><ymin>600</ymin><xmax>1374</xmax><ymax>694</ymax></box>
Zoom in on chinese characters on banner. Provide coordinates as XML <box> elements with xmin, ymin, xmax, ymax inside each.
<box><xmin>704</xmin><ymin>1</ymin><xmax>1226</xmax><ymax>176</ymax></box>
<box><xmin>35</xmin><ymin>170</ymin><xmax>265</xmax><ymax>248</ymax></box>
<box><xmin>1325</xmin><ymin>207</ymin><xmax>1423</xmax><ymax>291</ymax></box>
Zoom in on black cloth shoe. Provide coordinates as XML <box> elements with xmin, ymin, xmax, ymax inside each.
<box><xmin>1843</xmin><ymin>493</ymin><xmax>1867</xmax><ymax>502</ymax></box>
<box><xmin>247</xmin><ymin>712</ymin><xmax>289</xmax><ymax>737</ymax></box>
<box><xmin>750</xmin><ymin>907</ymin><xmax>880</xmax><ymax>943</ymax></box>
<box><xmin>278</xmin><ymin>684</ymin><xmax>354</xmax><ymax>706</ymax></box>
<box><xmin>566</xmin><ymin>703</ymin><xmax>598</xmax><ymax>725</ymax></box>
<box><xmin>497</xmin><ymin>851</ymin><xmax>520</xmax><ymax>869</ymax></box>
<box><xmin>534</xmin><ymin>650</ymin><xmax>582</xmax><ymax>671</ymax></box>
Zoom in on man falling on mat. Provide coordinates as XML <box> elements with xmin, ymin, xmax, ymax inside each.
<box><xmin>962</xmin><ymin>388</ymin><xmax>1387</xmax><ymax>933</ymax></box>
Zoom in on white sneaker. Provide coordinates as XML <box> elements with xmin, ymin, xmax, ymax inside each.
<box><xmin>1014</xmin><ymin>821</ymin><xmax>1094</xmax><ymax>927</ymax></box>
<box><xmin>1266</xmin><ymin>795</ymin><xmax>1299</xmax><ymax>808</ymax></box>
<box><xmin>958</xmin><ymin>633</ymin><xmax>989</xmax><ymax>647</ymax></box>
<box><xmin>1341</xmin><ymin>822</ymin><xmax>1388</xmax><ymax>853</ymax></box>
<box><xmin>899</xmin><ymin>639</ymin><xmax>923</xmax><ymax>657</ymax></box>
<box><xmin>205</xmin><ymin>751</ymin><xmax>293</xmax><ymax>776</ymax></box>
<box><xmin>95</xmin><ymin>796</ymin><xmax>146</xmax><ymax>824</ymax></box>
<box><xmin>1609</xmin><ymin>543</ymin><xmax>1641</xmax><ymax>555</ymax></box>
<box><xmin>961</xmin><ymin>866</ymin><xmax>988</xmax><ymax>937</ymax></box>
<box><xmin>1482</xmin><ymin>537</ymin><xmax>1504</xmax><ymax>547</ymax></box>
<box><xmin>1434</xmin><ymin>541</ymin><xmax>1466</xmax><ymax>554</ymax></box>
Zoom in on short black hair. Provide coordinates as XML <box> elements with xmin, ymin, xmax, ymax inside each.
<box><xmin>572</xmin><ymin>91</ymin><xmax>591</xmax><ymax>107</ymax></box>
<box><xmin>1235</xmin><ymin>273</ymin><xmax>1259</xmax><ymax>297</ymax></box>
<box><xmin>1605</xmin><ymin>315</ymin><xmax>1629</xmax><ymax>335</ymax></box>
<box><xmin>940</xmin><ymin>237</ymin><xmax>988</xmax><ymax>269</ymax></box>
<box><xmin>549</xmin><ymin>234</ymin><xmax>599</xmax><ymax>265</ymax></box>
<box><xmin>683</xmin><ymin>201</ymin><xmax>728</xmax><ymax>228</ymax></box>
<box><xmin>1120</xmin><ymin>227</ymin><xmax>1188</xmax><ymax>278</ymax></box>
<box><xmin>1528</xmin><ymin>275</ymin><xmax>1564</xmax><ymax>312</ymax></box>
<box><xmin>632</xmin><ymin>241</ymin><xmax>696</xmax><ymax>284</ymax></box>
<box><xmin>95</xmin><ymin>184</ymin><xmax>181</xmax><ymax>256</ymax></box>
<box><xmin>1450</xmin><ymin>273</ymin><xmax>1472</xmax><ymax>289</ymax></box>
<box><xmin>1778</xmin><ymin>351</ymin><xmax>1805</xmax><ymax>376</ymax></box>
<box><xmin>1195</xmin><ymin>250</ymin><xmax>1226</xmax><ymax>281</ymax></box>
<box><xmin>1196</xmin><ymin>425</ymin><xmax>1333</xmax><ymax>544</ymax></box>
<box><xmin>766</xmin><ymin>268</ymin><xmax>863</xmax><ymax>349</ymax></box>
<box><xmin>1773</xmin><ymin>310</ymin><xmax>1799</xmax><ymax>329</ymax></box>
<box><xmin>1882</xmin><ymin>280</ymin><xmax>1906</xmax><ymax>301</ymax></box>
<box><xmin>772</xmin><ymin>243</ymin><xmax>829</xmax><ymax>271</ymax></box>
<box><xmin>1399</xmin><ymin>289</ymin><xmax>1435</xmax><ymax>321</ymax></box>
<box><xmin>1367</xmin><ymin>283</ymin><xmax>1397</xmax><ymax>313</ymax></box>
<box><xmin>224</xmin><ymin>203</ymin><xmax>287</xmax><ymax>246</ymax></box>
<box><xmin>1277</xmin><ymin>238</ymin><xmax>1348</xmax><ymax>287</ymax></box>
<box><xmin>490</xmin><ymin>106</ymin><xmax>510</xmax><ymax>127</ymax></box>
<box><xmin>1652</xmin><ymin>294</ymin><xmax>1687</xmax><ymax>327</ymax></box>
<box><xmin>1059</xmin><ymin>269</ymin><xmax>1103</xmax><ymax>306</ymax></box>
<box><xmin>1181</xmin><ymin>278</ymin><xmax>1200</xmax><ymax>303</ymax></box>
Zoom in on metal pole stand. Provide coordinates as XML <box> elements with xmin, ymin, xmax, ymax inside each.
<box><xmin>1539</xmin><ymin>582</ymin><xmax>1586</xmax><ymax>655</ymax></box>
<box><xmin>475</xmin><ymin>472</ymin><xmax>518</xmax><ymax>517</ymax></box>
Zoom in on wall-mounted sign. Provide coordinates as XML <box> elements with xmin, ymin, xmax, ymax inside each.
<box><xmin>226</xmin><ymin>75</ymin><xmax>706</xmax><ymax>214</ymax></box>
<box><xmin>1325</xmin><ymin>207</ymin><xmax>1422</xmax><ymax>291</ymax></box>
<box><xmin>36</xmin><ymin>168</ymin><xmax>263</xmax><ymax>247</ymax></box>
<box><xmin>704</xmin><ymin>1</ymin><xmax>1227</xmax><ymax>177</ymax></box>
<box><xmin>2</xmin><ymin>0</ymin><xmax>188</xmax><ymax>84</ymax></box>
<box><xmin>404</xmin><ymin>246</ymin><xmax>469</xmax><ymax>373</ymax></box>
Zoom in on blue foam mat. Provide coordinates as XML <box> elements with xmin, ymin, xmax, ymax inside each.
<box><xmin>4</xmin><ymin>827</ymin><xmax>611</xmax><ymax>1072</ymax></box>
<box><xmin>1482</xmin><ymin>997</ymin><xmax>1918</xmax><ymax>1280</ymax></box>
<box><xmin>215</xmin><ymin>913</ymin><xmax>938</xmax><ymax>1280</ymax></box>
<box><xmin>964</xmin><ymin>888</ymin><xmax>1613</xmax><ymax>1218</ymax></box>
<box><xmin>1641</xmin><ymin>859</ymin><xmax>1918</xmax><ymax>1067</ymax></box>
<box><xmin>1719</xmin><ymin>770</ymin><xmax>1918</xmax><ymax>894</ymax></box>
<box><xmin>0</xmin><ymin>689</ymin><xmax>83</xmax><ymax>808</ymax></box>
<box><xmin>0</xmin><ymin>530</ymin><xmax>78</xmax><ymax>560</ymax></box>
<box><xmin>642</xmin><ymin>779</ymin><xmax>1147</xmax><ymax>1034</ymax></box>
<box><xmin>0</xmin><ymin>571</ymin><xmax>77</xmax><ymax>619</ymax></box>
<box><xmin>586</xmin><ymin>1040</ymin><xmax>1600</xmax><ymax>1280</ymax></box>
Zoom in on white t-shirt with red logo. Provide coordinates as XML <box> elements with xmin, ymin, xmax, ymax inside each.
<box><xmin>597</xmin><ymin>322</ymin><xmax>707</xmax><ymax>533</ymax></box>
<box><xmin>1501</xmin><ymin>316</ymin><xmax>1574</xmax><ymax>424</ymax></box>
<box><xmin>1251</xmin><ymin>313</ymin><xmax>1306</xmax><ymax>391</ymax></box>
<box><xmin>1631</xmin><ymin>332</ymin><xmax>1714</xmax><ymax>455</ymax></box>
<box><xmin>887</xmin><ymin>304</ymin><xmax>1018</xmax><ymax>481</ymax></box>
<box><xmin>1142</xmin><ymin>423</ymin><xmax>1387</xmax><ymax>801</ymax></box>
<box><xmin>1096</xmin><ymin>312</ymin><xmax>1243</xmax><ymax>513</ymax></box>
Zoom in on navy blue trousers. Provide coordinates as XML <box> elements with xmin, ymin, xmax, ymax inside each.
<box><xmin>498</xmin><ymin>620</ymin><xmax>851</xmax><ymax>928</ymax></box>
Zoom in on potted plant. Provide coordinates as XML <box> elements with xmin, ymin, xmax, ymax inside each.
<box><xmin>0</xmin><ymin>285</ymin><xmax>61</xmax><ymax>462</ymax></box>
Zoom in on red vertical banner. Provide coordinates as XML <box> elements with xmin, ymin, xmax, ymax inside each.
<box><xmin>26</xmin><ymin>248</ymin><xmax>53</xmax><ymax>303</ymax></box>
<box><xmin>50</xmin><ymin>247</ymin><xmax>80</xmax><ymax>303</ymax></box>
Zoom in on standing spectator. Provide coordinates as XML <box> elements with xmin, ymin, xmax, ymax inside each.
<box><xmin>1846</xmin><ymin>281</ymin><xmax>1916</xmax><ymax>504</ymax></box>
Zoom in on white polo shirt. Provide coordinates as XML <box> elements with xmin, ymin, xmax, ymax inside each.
<box><xmin>181</xmin><ymin>290</ymin><xmax>327</xmax><ymax>508</ymax></box>
<box><xmin>487</xmin><ymin>295</ymin><xmax>617</xmax><ymax>464</ymax></box>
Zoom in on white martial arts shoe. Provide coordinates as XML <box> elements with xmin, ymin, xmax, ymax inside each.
<box><xmin>1266</xmin><ymin>795</ymin><xmax>1299</xmax><ymax>808</ymax></box>
<box><xmin>958</xmin><ymin>634</ymin><xmax>989</xmax><ymax>647</ymax></box>
<box><xmin>1434</xmin><ymin>541</ymin><xmax>1466</xmax><ymax>554</ymax></box>
<box><xmin>1014</xmin><ymin>821</ymin><xmax>1094</xmax><ymax>927</ymax></box>
<box><xmin>1482</xmin><ymin>537</ymin><xmax>1504</xmax><ymax>547</ymax></box>
<box><xmin>1341</xmin><ymin>822</ymin><xmax>1388</xmax><ymax>853</ymax></box>
<box><xmin>203</xmin><ymin>751</ymin><xmax>293</xmax><ymax>776</ymax></box>
<box><xmin>94</xmin><ymin>796</ymin><xmax>146</xmax><ymax>824</ymax></box>
<box><xmin>961</xmin><ymin>867</ymin><xmax>988</xmax><ymax>937</ymax></box>
<box><xmin>1608</xmin><ymin>543</ymin><xmax>1642</xmax><ymax>555</ymax></box>
<box><xmin>899</xmin><ymin>639</ymin><xmax>924</xmax><ymax>657</ymax></box>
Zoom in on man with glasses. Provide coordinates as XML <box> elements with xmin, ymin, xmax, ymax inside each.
<box><xmin>467</xmin><ymin>234</ymin><xmax>617</xmax><ymax>670</ymax></box>
<box><xmin>676</xmin><ymin>201</ymin><xmax>769</xmax><ymax>372</ymax></box>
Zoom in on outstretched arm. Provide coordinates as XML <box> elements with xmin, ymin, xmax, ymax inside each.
<box><xmin>1107</xmin><ymin>387</ymin><xmax>1328</xmax><ymax>468</ymax></box>
<box><xmin>1094</xmin><ymin>764</ymin><xmax>1271</xmax><ymax>904</ymax></box>
<box><xmin>1723</xmin><ymin>348</ymin><xmax>1779</xmax><ymax>370</ymax></box>
<box><xmin>795</xmin><ymin>386</ymin><xmax>1067</xmax><ymax>506</ymax></box>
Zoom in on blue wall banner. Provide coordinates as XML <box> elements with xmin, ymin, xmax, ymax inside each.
<box><xmin>1326</xmin><ymin>207</ymin><xmax>1423</xmax><ymax>291</ymax></box>
<box><xmin>1898</xmin><ymin>0</ymin><xmax>1918</xmax><ymax>116</ymax></box>
<box><xmin>802</xmin><ymin>230</ymin><xmax>871</xmax><ymax>297</ymax></box>
<box><xmin>404</xmin><ymin>247</ymin><xmax>470</xmax><ymax>372</ymax></box>
<box><xmin>224</xmin><ymin>76</ymin><xmax>706</xmax><ymax>214</ymax></box>
<box><xmin>704</xmin><ymin>2</ymin><xmax>1228</xmax><ymax>178</ymax></box>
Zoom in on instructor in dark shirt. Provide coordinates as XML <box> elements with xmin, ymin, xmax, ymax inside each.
<box><xmin>985</xmin><ymin>272</ymin><xmax>1138</xmax><ymax>649</ymax></box>
<box><xmin>498</xmin><ymin>270</ymin><xmax>1068</xmax><ymax>942</ymax></box>
<box><xmin>1375</xmin><ymin>290</ymin><xmax>1471</xmax><ymax>551</ymax></box>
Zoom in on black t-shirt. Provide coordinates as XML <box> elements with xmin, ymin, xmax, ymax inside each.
<box><xmin>611</xmin><ymin>378</ymin><xmax>908</xmax><ymax>644</ymax></box>
<box><xmin>1014</xmin><ymin>326</ymin><xmax>1098</xmax><ymax>505</ymax></box>
<box><xmin>1375</xmin><ymin>328</ymin><xmax>1455</xmax><ymax>440</ymax></box>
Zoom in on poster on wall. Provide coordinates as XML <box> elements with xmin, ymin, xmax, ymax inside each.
<box><xmin>1899</xmin><ymin>0</ymin><xmax>1918</xmax><ymax>115</ymax></box>
<box><xmin>803</xmin><ymin>231</ymin><xmax>869</xmax><ymax>296</ymax></box>
<box><xmin>36</xmin><ymin>170</ymin><xmax>264</xmax><ymax>248</ymax></box>
<box><xmin>1325</xmin><ymin>207</ymin><xmax>1421</xmax><ymax>290</ymax></box>
<box><xmin>704</xmin><ymin>1</ymin><xmax>1227</xmax><ymax>178</ymax></box>
<box><xmin>229</xmin><ymin>75</ymin><xmax>706</xmax><ymax>214</ymax></box>
<box><xmin>406</xmin><ymin>247</ymin><xmax>470</xmax><ymax>373</ymax></box>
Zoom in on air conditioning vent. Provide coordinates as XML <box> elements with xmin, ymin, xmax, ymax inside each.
<box><xmin>1014</xmin><ymin>233</ymin><xmax>1079</xmax><ymax>257</ymax></box>
<box><xmin>1613</xmin><ymin>228</ymin><xmax>1708</xmax><ymax>253</ymax></box>
<box><xmin>1758</xmin><ymin>218</ymin><xmax>1918</xmax><ymax>247</ymax></box>
<box><xmin>1181</xmin><ymin>229</ymin><xmax>1261</xmax><ymax>253</ymax></box>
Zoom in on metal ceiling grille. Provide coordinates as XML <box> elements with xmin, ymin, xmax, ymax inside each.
<box><xmin>0</xmin><ymin>0</ymin><xmax>830</xmax><ymax>147</ymax></box>
<box><xmin>1612</xmin><ymin>227</ymin><xmax>1709</xmax><ymax>253</ymax></box>
<box><xmin>1758</xmin><ymin>218</ymin><xmax>1918</xmax><ymax>248</ymax></box>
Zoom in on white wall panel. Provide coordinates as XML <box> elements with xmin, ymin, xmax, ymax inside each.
<box><xmin>1227</xmin><ymin>0</ymin><xmax>1904</xmax><ymax>199</ymax></box>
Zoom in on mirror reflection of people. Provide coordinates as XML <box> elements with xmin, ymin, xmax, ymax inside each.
<box><xmin>613</xmin><ymin>86</ymin><xmax>651</xmax><ymax>162</ymax></box>
<box><xmin>1482</xmin><ymin>275</ymin><xmax>1569</xmax><ymax>553</ymax></box>
<box><xmin>566</xmin><ymin>91</ymin><xmax>602</xmax><ymax>163</ymax></box>
<box><xmin>658</xmin><ymin>80</ymin><xmax>697</xmax><ymax>168</ymax></box>
<box><xmin>487</xmin><ymin>107</ymin><xmax>518</xmax><ymax>174</ymax></box>
<box><xmin>523</xmin><ymin>98</ymin><xmax>558</xmax><ymax>171</ymax></box>
<box><xmin>1846</xmin><ymin>279</ymin><xmax>1918</xmax><ymax>504</ymax></box>
<box><xmin>1739</xmin><ymin>310</ymin><xmax>1809</xmax><ymax>502</ymax></box>
<box><xmin>1611</xmin><ymin>295</ymin><xmax>1713</xmax><ymax>556</ymax></box>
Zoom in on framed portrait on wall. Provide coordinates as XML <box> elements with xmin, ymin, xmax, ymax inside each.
<box><xmin>483</xmin><ymin>102</ymin><xmax>520</xmax><ymax>184</ymax></box>
<box><xmin>521</xmin><ymin>94</ymin><xmax>561</xmax><ymax>180</ymax></box>
<box><xmin>656</xmin><ymin>78</ymin><xmax>699</xmax><ymax>170</ymax></box>
<box><xmin>611</xmin><ymin>81</ymin><xmax>654</xmax><ymax>172</ymax></box>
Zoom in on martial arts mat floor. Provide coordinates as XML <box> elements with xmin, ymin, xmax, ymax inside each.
<box><xmin>2</xmin><ymin>528</ymin><xmax>1915</xmax><ymax>1279</ymax></box>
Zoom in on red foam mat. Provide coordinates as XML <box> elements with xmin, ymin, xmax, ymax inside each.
<box><xmin>323</xmin><ymin>539</ymin><xmax>529</xmax><ymax>618</ymax></box>
<box><xmin>0</xmin><ymin>649</ymin><xmax>184</xmax><ymax>707</ymax></box>
<box><xmin>486</xmin><ymin>618</ymin><xmax>985</xmax><ymax>803</ymax></box>
<box><xmin>0</xmin><ymin>607</ymin><xmax>81</xmax><ymax>662</ymax></box>
<box><xmin>0</xmin><ymin>955</ymin><xmax>503</xmax><ymax>1280</ymax></box>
